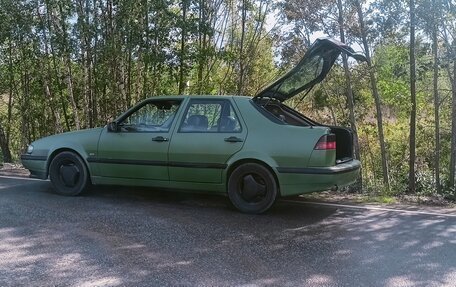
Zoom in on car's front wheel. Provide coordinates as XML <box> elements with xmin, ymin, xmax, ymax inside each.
<box><xmin>49</xmin><ymin>151</ymin><xmax>89</xmax><ymax>196</ymax></box>
<box><xmin>228</xmin><ymin>163</ymin><xmax>278</xmax><ymax>214</ymax></box>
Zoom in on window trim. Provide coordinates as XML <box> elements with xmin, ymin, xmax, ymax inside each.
<box><xmin>178</xmin><ymin>99</ymin><xmax>243</xmax><ymax>134</ymax></box>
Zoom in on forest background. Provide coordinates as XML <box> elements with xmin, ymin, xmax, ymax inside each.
<box><xmin>0</xmin><ymin>0</ymin><xmax>455</xmax><ymax>198</ymax></box>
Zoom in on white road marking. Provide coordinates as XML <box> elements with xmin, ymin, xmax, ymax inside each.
<box><xmin>281</xmin><ymin>200</ymin><xmax>456</xmax><ymax>218</ymax></box>
<box><xmin>0</xmin><ymin>175</ymin><xmax>48</xmax><ymax>181</ymax></box>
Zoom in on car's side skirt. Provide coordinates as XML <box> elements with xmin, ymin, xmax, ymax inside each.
<box><xmin>90</xmin><ymin>176</ymin><xmax>226</xmax><ymax>193</ymax></box>
<box><xmin>87</xmin><ymin>157</ymin><xmax>227</xmax><ymax>169</ymax></box>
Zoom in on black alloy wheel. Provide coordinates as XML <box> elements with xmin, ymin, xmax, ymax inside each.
<box><xmin>228</xmin><ymin>163</ymin><xmax>278</xmax><ymax>214</ymax></box>
<box><xmin>49</xmin><ymin>151</ymin><xmax>89</xmax><ymax>196</ymax></box>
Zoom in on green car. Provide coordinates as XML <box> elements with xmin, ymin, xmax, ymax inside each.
<box><xmin>21</xmin><ymin>38</ymin><xmax>365</xmax><ymax>214</ymax></box>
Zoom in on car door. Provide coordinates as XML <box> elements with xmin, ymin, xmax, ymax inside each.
<box><xmin>168</xmin><ymin>98</ymin><xmax>246</xmax><ymax>183</ymax></box>
<box><xmin>93</xmin><ymin>99</ymin><xmax>183</xmax><ymax>181</ymax></box>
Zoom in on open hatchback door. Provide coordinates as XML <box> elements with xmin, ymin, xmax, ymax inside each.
<box><xmin>251</xmin><ymin>37</ymin><xmax>367</xmax><ymax>172</ymax></box>
<box><xmin>255</xmin><ymin>37</ymin><xmax>366</xmax><ymax>102</ymax></box>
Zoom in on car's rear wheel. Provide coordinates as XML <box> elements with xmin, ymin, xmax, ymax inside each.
<box><xmin>49</xmin><ymin>151</ymin><xmax>89</xmax><ymax>196</ymax></box>
<box><xmin>228</xmin><ymin>163</ymin><xmax>278</xmax><ymax>214</ymax></box>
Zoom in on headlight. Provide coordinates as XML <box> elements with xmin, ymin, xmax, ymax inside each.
<box><xmin>26</xmin><ymin>145</ymin><xmax>34</xmax><ymax>154</ymax></box>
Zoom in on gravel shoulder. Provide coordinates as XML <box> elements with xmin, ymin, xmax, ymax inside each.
<box><xmin>0</xmin><ymin>163</ymin><xmax>30</xmax><ymax>177</ymax></box>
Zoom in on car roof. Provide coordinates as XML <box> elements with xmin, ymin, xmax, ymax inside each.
<box><xmin>143</xmin><ymin>95</ymin><xmax>251</xmax><ymax>101</ymax></box>
<box><xmin>147</xmin><ymin>95</ymin><xmax>251</xmax><ymax>99</ymax></box>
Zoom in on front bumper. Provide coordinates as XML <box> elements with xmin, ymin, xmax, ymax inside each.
<box><xmin>20</xmin><ymin>154</ymin><xmax>48</xmax><ymax>179</ymax></box>
<box><xmin>276</xmin><ymin>160</ymin><xmax>361</xmax><ymax>196</ymax></box>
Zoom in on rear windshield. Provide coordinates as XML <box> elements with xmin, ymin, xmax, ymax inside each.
<box><xmin>251</xmin><ymin>99</ymin><xmax>314</xmax><ymax>126</ymax></box>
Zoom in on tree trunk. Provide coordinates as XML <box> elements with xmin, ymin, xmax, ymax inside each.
<box><xmin>45</xmin><ymin>0</ymin><xmax>70</xmax><ymax>131</ymax></box>
<box><xmin>91</xmin><ymin>0</ymin><xmax>98</xmax><ymax>126</ymax></box>
<box><xmin>237</xmin><ymin>0</ymin><xmax>247</xmax><ymax>95</ymax></box>
<box><xmin>441</xmin><ymin>0</ymin><xmax>456</xmax><ymax>190</ymax></box>
<box><xmin>432</xmin><ymin>0</ymin><xmax>441</xmax><ymax>193</ymax></box>
<box><xmin>20</xmin><ymin>65</ymin><xmax>32</xmax><ymax>149</ymax></box>
<box><xmin>37</xmin><ymin>3</ymin><xmax>63</xmax><ymax>133</ymax></box>
<box><xmin>409</xmin><ymin>0</ymin><xmax>417</xmax><ymax>193</ymax></box>
<box><xmin>354</xmin><ymin>0</ymin><xmax>389</xmax><ymax>190</ymax></box>
<box><xmin>64</xmin><ymin>58</ymin><xmax>80</xmax><ymax>130</ymax></box>
<box><xmin>126</xmin><ymin>31</ymin><xmax>133</xmax><ymax>107</ymax></box>
<box><xmin>77</xmin><ymin>0</ymin><xmax>93</xmax><ymax>128</ymax></box>
<box><xmin>178</xmin><ymin>0</ymin><xmax>188</xmax><ymax>94</ymax></box>
<box><xmin>58</xmin><ymin>3</ymin><xmax>80</xmax><ymax>130</ymax></box>
<box><xmin>337</xmin><ymin>0</ymin><xmax>362</xmax><ymax>191</ymax></box>
<box><xmin>7</xmin><ymin>39</ymin><xmax>14</xmax><ymax>145</ymax></box>
<box><xmin>450</xmin><ymin>58</ymin><xmax>456</xmax><ymax>188</ymax></box>
<box><xmin>0</xmin><ymin>123</ymin><xmax>12</xmax><ymax>163</ymax></box>
<box><xmin>197</xmin><ymin>0</ymin><xmax>208</xmax><ymax>94</ymax></box>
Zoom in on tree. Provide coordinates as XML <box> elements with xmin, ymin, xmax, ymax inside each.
<box><xmin>178</xmin><ymin>0</ymin><xmax>189</xmax><ymax>94</ymax></box>
<box><xmin>431</xmin><ymin>0</ymin><xmax>441</xmax><ymax>193</ymax></box>
<box><xmin>408</xmin><ymin>0</ymin><xmax>417</xmax><ymax>193</ymax></box>
<box><xmin>337</xmin><ymin>0</ymin><xmax>362</xmax><ymax>190</ymax></box>
<box><xmin>353</xmin><ymin>0</ymin><xmax>390</xmax><ymax>190</ymax></box>
<box><xmin>0</xmin><ymin>122</ymin><xmax>12</xmax><ymax>162</ymax></box>
<box><xmin>441</xmin><ymin>0</ymin><xmax>456</xmax><ymax>189</ymax></box>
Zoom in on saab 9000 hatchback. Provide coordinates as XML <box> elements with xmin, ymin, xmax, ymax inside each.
<box><xmin>21</xmin><ymin>38</ymin><xmax>366</xmax><ymax>214</ymax></box>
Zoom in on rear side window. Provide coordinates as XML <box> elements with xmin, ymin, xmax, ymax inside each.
<box><xmin>179</xmin><ymin>99</ymin><xmax>241</xmax><ymax>133</ymax></box>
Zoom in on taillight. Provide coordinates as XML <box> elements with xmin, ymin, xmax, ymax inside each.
<box><xmin>314</xmin><ymin>134</ymin><xmax>336</xmax><ymax>150</ymax></box>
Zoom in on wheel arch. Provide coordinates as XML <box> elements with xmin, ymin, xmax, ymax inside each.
<box><xmin>46</xmin><ymin>148</ymin><xmax>92</xmax><ymax>180</ymax></box>
<box><xmin>226</xmin><ymin>158</ymin><xmax>281</xmax><ymax>196</ymax></box>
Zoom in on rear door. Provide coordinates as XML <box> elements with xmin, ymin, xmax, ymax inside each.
<box><xmin>168</xmin><ymin>98</ymin><xmax>246</xmax><ymax>183</ymax></box>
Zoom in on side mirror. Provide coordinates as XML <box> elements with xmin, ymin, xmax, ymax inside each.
<box><xmin>107</xmin><ymin>121</ymin><xmax>119</xmax><ymax>132</ymax></box>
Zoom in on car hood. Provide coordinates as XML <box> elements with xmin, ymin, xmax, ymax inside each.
<box><xmin>254</xmin><ymin>37</ymin><xmax>366</xmax><ymax>102</ymax></box>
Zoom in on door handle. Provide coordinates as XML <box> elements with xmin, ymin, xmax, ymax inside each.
<box><xmin>152</xmin><ymin>136</ymin><xmax>168</xmax><ymax>142</ymax></box>
<box><xmin>224</xmin><ymin>136</ymin><xmax>243</xmax><ymax>143</ymax></box>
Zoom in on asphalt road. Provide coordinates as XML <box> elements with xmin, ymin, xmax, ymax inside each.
<box><xmin>0</xmin><ymin>176</ymin><xmax>455</xmax><ymax>287</ymax></box>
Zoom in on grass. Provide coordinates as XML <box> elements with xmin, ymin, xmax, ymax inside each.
<box><xmin>299</xmin><ymin>188</ymin><xmax>455</xmax><ymax>207</ymax></box>
<box><xmin>363</xmin><ymin>195</ymin><xmax>397</xmax><ymax>204</ymax></box>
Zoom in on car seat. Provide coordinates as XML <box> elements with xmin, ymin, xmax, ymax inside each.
<box><xmin>183</xmin><ymin>115</ymin><xmax>209</xmax><ymax>131</ymax></box>
<box><xmin>218</xmin><ymin>116</ymin><xmax>237</xmax><ymax>132</ymax></box>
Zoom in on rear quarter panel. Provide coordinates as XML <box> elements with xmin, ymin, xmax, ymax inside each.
<box><xmin>229</xmin><ymin>98</ymin><xmax>330</xmax><ymax>171</ymax></box>
<box><xmin>228</xmin><ymin>97</ymin><xmax>355</xmax><ymax>197</ymax></box>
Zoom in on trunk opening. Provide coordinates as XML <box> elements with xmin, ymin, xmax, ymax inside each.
<box><xmin>331</xmin><ymin>127</ymin><xmax>353</xmax><ymax>163</ymax></box>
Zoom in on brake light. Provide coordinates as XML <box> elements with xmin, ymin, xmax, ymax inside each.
<box><xmin>314</xmin><ymin>134</ymin><xmax>336</xmax><ymax>150</ymax></box>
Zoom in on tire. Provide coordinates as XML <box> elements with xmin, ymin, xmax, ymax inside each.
<box><xmin>49</xmin><ymin>151</ymin><xmax>89</xmax><ymax>196</ymax></box>
<box><xmin>228</xmin><ymin>163</ymin><xmax>278</xmax><ymax>214</ymax></box>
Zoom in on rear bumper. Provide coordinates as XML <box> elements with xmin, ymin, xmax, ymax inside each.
<box><xmin>277</xmin><ymin>160</ymin><xmax>359</xmax><ymax>174</ymax></box>
<box><xmin>20</xmin><ymin>154</ymin><xmax>48</xmax><ymax>180</ymax></box>
<box><xmin>276</xmin><ymin>160</ymin><xmax>360</xmax><ymax>196</ymax></box>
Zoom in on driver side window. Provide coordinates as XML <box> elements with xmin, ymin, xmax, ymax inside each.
<box><xmin>120</xmin><ymin>100</ymin><xmax>181</xmax><ymax>132</ymax></box>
